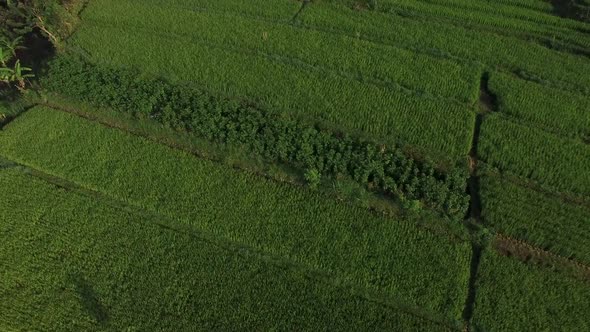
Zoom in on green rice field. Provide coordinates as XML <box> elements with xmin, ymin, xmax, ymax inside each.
<box><xmin>1</xmin><ymin>0</ymin><xmax>589</xmax><ymax>330</ymax></box>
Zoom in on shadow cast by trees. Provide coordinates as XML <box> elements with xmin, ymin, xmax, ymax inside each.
<box><xmin>550</xmin><ymin>0</ymin><xmax>590</xmax><ymax>23</ymax></box>
<box><xmin>68</xmin><ymin>273</ymin><xmax>109</xmax><ymax>325</ymax></box>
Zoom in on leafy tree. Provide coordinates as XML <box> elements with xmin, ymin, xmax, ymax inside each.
<box><xmin>0</xmin><ymin>59</ymin><xmax>34</xmax><ymax>90</ymax></box>
<box><xmin>0</xmin><ymin>36</ymin><xmax>33</xmax><ymax>91</ymax></box>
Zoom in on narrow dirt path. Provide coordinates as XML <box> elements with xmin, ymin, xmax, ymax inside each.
<box><xmin>494</xmin><ymin>234</ymin><xmax>590</xmax><ymax>282</ymax></box>
<box><xmin>461</xmin><ymin>72</ymin><xmax>495</xmax><ymax>330</ymax></box>
<box><xmin>461</xmin><ymin>73</ymin><xmax>590</xmax><ymax>329</ymax></box>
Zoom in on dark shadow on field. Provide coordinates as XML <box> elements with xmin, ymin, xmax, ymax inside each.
<box><xmin>550</xmin><ymin>0</ymin><xmax>590</xmax><ymax>22</ymax></box>
<box><xmin>68</xmin><ymin>273</ymin><xmax>109</xmax><ymax>325</ymax></box>
<box><xmin>0</xmin><ymin>115</ymin><xmax>14</xmax><ymax>131</ymax></box>
<box><xmin>461</xmin><ymin>72</ymin><xmax>496</xmax><ymax>328</ymax></box>
<box><xmin>1</xmin><ymin>27</ymin><xmax>55</xmax><ymax>101</ymax></box>
<box><xmin>0</xmin><ymin>156</ymin><xmax>18</xmax><ymax>170</ymax></box>
<box><xmin>17</xmin><ymin>27</ymin><xmax>56</xmax><ymax>75</ymax></box>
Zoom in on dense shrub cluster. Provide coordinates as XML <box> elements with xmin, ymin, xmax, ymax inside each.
<box><xmin>42</xmin><ymin>56</ymin><xmax>469</xmax><ymax>219</ymax></box>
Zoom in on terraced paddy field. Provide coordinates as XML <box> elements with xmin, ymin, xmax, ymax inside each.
<box><xmin>1</xmin><ymin>0</ymin><xmax>589</xmax><ymax>330</ymax></box>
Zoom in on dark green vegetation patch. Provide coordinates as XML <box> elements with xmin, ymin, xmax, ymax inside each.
<box><xmin>42</xmin><ymin>56</ymin><xmax>470</xmax><ymax>219</ymax></box>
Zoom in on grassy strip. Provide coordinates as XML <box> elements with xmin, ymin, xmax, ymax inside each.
<box><xmin>66</xmin><ymin>13</ymin><xmax>476</xmax><ymax>161</ymax></box>
<box><xmin>379</xmin><ymin>0</ymin><xmax>579</xmax><ymax>27</ymax></box>
<box><xmin>373</xmin><ymin>0</ymin><xmax>590</xmax><ymax>57</ymax></box>
<box><xmin>489</xmin><ymin>71</ymin><xmax>590</xmax><ymax>141</ymax></box>
<box><xmin>338</xmin><ymin>0</ymin><xmax>555</xmax><ymax>13</ymax></box>
<box><xmin>42</xmin><ymin>56</ymin><xmax>470</xmax><ymax>217</ymax></box>
<box><xmin>459</xmin><ymin>0</ymin><xmax>553</xmax><ymax>13</ymax></box>
<box><xmin>81</xmin><ymin>0</ymin><xmax>481</xmax><ymax>103</ymax></box>
<box><xmin>0</xmin><ymin>169</ymin><xmax>454</xmax><ymax>331</ymax></box>
<box><xmin>125</xmin><ymin>0</ymin><xmax>303</xmax><ymax>20</ymax></box>
<box><xmin>480</xmin><ymin>173</ymin><xmax>590</xmax><ymax>265</ymax></box>
<box><xmin>379</xmin><ymin>0</ymin><xmax>590</xmax><ymax>41</ymax></box>
<box><xmin>479</xmin><ymin>114</ymin><xmax>590</xmax><ymax>197</ymax></box>
<box><xmin>471</xmin><ymin>249</ymin><xmax>590</xmax><ymax>331</ymax></box>
<box><xmin>0</xmin><ymin>106</ymin><xmax>472</xmax><ymax>322</ymax></box>
<box><xmin>302</xmin><ymin>1</ymin><xmax>590</xmax><ymax>94</ymax></box>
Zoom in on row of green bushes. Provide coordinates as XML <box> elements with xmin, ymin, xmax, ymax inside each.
<box><xmin>42</xmin><ymin>56</ymin><xmax>470</xmax><ymax>219</ymax></box>
<box><xmin>68</xmin><ymin>11</ymin><xmax>475</xmax><ymax>161</ymax></box>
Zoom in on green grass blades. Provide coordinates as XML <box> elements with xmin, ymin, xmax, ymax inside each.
<box><xmin>480</xmin><ymin>173</ymin><xmax>590</xmax><ymax>265</ymax></box>
<box><xmin>0</xmin><ymin>106</ymin><xmax>472</xmax><ymax>322</ymax></box>
<box><xmin>376</xmin><ymin>0</ymin><xmax>590</xmax><ymax>48</ymax></box>
<box><xmin>80</xmin><ymin>0</ymin><xmax>481</xmax><ymax>103</ymax></box>
<box><xmin>0</xmin><ymin>169</ymin><xmax>453</xmax><ymax>331</ymax></box>
<box><xmin>488</xmin><ymin>71</ymin><xmax>590</xmax><ymax>140</ymax></box>
<box><xmin>111</xmin><ymin>0</ymin><xmax>303</xmax><ymax>21</ymax></box>
<box><xmin>302</xmin><ymin>1</ymin><xmax>590</xmax><ymax>94</ymax></box>
<box><xmin>479</xmin><ymin>114</ymin><xmax>590</xmax><ymax>198</ymax></box>
<box><xmin>471</xmin><ymin>249</ymin><xmax>590</xmax><ymax>331</ymax></box>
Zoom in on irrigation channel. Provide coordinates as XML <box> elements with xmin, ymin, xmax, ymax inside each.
<box><xmin>461</xmin><ymin>72</ymin><xmax>496</xmax><ymax>329</ymax></box>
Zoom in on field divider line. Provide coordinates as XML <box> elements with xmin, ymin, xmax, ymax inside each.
<box><xmin>493</xmin><ymin>233</ymin><xmax>590</xmax><ymax>281</ymax></box>
<box><xmin>490</xmin><ymin>110</ymin><xmax>590</xmax><ymax>145</ymax></box>
<box><xmin>80</xmin><ymin>16</ymin><xmax>474</xmax><ymax>107</ymax></box>
<box><xmin>0</xmin><ymin>155</ymin><xmax>460</xmax><ymax>330</ymax></box>
<box><xmin>460</xmin><ymin>72</ymin><xmax>498</xmax><ymax>331</ymax></box>
<box><xmin>76</xmin><ymin>0</ymin><xmax>91</xmax><ymax>17</ymax></box>
<box><xmin>58</xmin><ymin>0</ymin><xmax>92</xmax><ymax>45</ymax></box>
<box><xmin>373</xmin><ymin>2</ymin><xmax>590</xmax><ymax>55</ymax></box>
<box><xmin>478</xmin><ymin>162</ymin><xmax>590</xmax><ymax>209</ymax></box>
<box><xmin>294</xmin><ymin>20</ymin><xmax>589</xmax><ymax>95</ymax></box>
